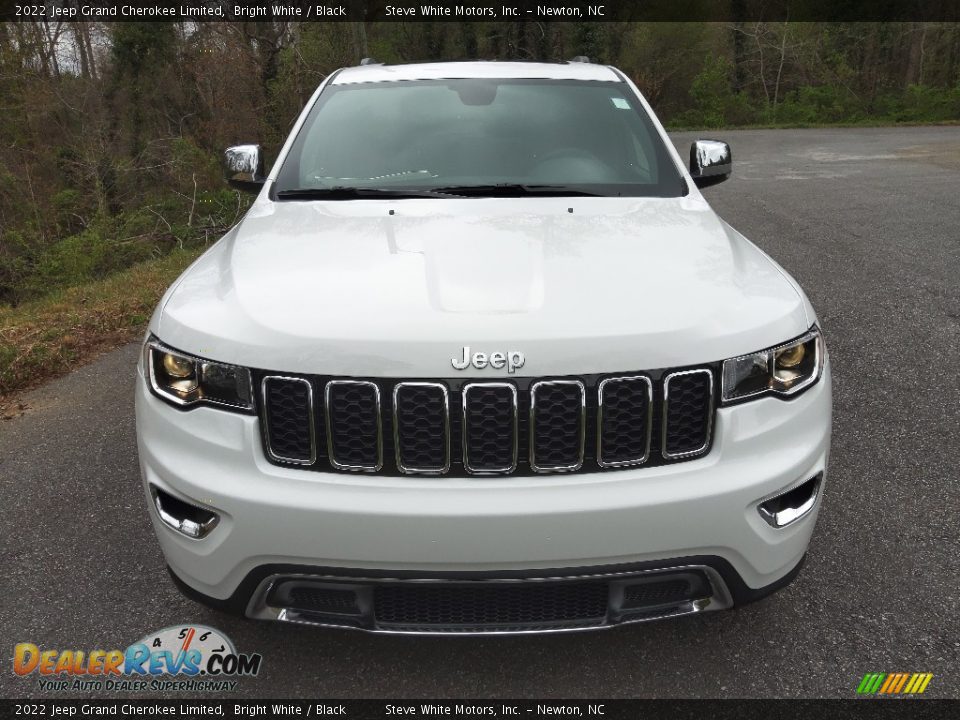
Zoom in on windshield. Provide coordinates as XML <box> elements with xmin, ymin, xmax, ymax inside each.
<box><xmin>274</xmin><ymin>78</ymin><xmax>685</xmax><ymax>198</ymax></box>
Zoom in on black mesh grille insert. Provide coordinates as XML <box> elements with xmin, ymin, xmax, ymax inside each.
<box><xmin>374</xmin><ymin>582</ymin><xmax>609</xmax><ymax>628</ymax></box>
<box><xmin>663</xmin><ymin>371</ymin><xmax>714</xmax><ymax>458</ymax></box>
<box><xmin>263</xmin><ymin>378</ymin><xmax>313</xmax><ymax>462</ymax></box>
<box><xmin>598</xmin><ymin>377</ymin><xmax>652</xmax><ymax>466</ymax></box>
<box><xmin>531</xmin><ymin>381</ymin><xmax>584</xmax><ymax>470</ymax></box>
<box><xmin>326</xmin><ymin>381</ymin><xmax>381</xmax><ymax>469</ymax></box>
<box><xmin>462</xmin><ymin>384</ymin><xmax>517</xmax><ymax>473</ymax></box>
<box><xmin>622</xmin><ymin>580</ymin><xmax>694</xmax><ymax>608</ymax></box>
<box><xmin>281</xmin><ymin>586</ymin><xmax>360</xmax><ymax>615</ymax></box>
<box><xmin>394</xmin><ymin>383</ymin><xmax>448</xmax><ymax>472</ymax></box>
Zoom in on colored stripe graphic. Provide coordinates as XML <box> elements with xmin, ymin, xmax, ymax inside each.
<box><xmin>888</xmin><ymin>674</ymin><xmax>907</xmax><ymax>693</ymax></box>
<box><xmin>893</xmin><ymin>673</ymin><xmax>909</xmax><ymax>693</ymax></box>
<box><xmin>879</xmin><ymin>674</ymin><xmax>897</xmax><ymax>693</ymax></box>
<box><xmin>856</xmin><ymin>673</ymin><xmax>886</xmax><ymax>694</ymax></box>
<box><xmin>857</xmin><ymin>673</ymin><xmax>932</xmax><ymax>694</ymax></box>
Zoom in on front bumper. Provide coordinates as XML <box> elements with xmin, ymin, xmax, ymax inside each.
<box><xmin>136</xmin><ymin>361</ymin><xmax>831</xmax><ymax>632</ymax></box>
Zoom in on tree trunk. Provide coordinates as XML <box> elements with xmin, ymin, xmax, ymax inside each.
<box><xmin>904</xmin><ymin>22</ymin><xmax>924</xmax><ymax>87</ymax></box>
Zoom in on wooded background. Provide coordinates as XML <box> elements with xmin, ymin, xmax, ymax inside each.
<box><xmin>2</xmin><ymin>21</ymin><xmax>960</xmax><ymax>309</ymax></box>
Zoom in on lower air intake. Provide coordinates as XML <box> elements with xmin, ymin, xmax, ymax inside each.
<box><xmin>373</xmin><ymin>582</ymin><xmax>609</xmax><ymax>629</ymax></box>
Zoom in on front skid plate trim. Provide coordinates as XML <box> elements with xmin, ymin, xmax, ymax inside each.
<box><xmin>244</xmin><ymin>564</ymin><xmax>732</xmax><ymax>635</ymax></box>
<box><xmin>167</xmin><ymin>553</ymin><xmax>809</xmax><ymax>633</ymax></box>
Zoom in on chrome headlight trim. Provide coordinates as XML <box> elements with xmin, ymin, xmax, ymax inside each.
<box><xmin>721</xmin><ymin>326</ymin><xmax>824</xmax><ymax>405</ymax></box>
<box><xmin>145</xmin><ymin>336</ymin><xmax>254</xmax><ymax>413</ymax></box>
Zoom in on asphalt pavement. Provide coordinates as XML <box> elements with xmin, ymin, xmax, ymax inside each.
<box><xmin>2</xmin><ymin>126</ymin><xmax>959</xmax><ymax>699</ymax></box>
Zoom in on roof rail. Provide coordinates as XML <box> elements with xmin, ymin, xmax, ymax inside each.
<box><xmin>568</xmin><ymin>56</ymin><xmax>592</xmax><ymax>64</ymax></box>
<box><xmin>359</xmin><ymin>57</ymin><xmax>381</xmax><ymax>66</ymax></box>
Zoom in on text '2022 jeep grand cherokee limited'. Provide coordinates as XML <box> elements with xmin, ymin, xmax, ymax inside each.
<box><xmin>136</xmin><ymin>60</ymin><xmax>831</xmax><ymax>634</ymax></box>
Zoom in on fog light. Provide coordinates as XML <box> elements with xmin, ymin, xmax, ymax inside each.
<box><xmin>758</xmin><ymin>474</ymin><xmax>822</xmax><ymax>528</ymax></box>
<box><xmin>151</xmin><ymin>486</ymin><xmax>219</xmax><ymax>539</ymax></box>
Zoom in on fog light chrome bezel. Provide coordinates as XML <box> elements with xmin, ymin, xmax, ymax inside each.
<box><xmin>757</xmin><ymin>473</ymin><xmax>823</xmax><ymax>528</ymax></box>
<box><xmin>150</xmin><ymin>485</ymin><xmax>220</xmax><ymax>539</ymax></box>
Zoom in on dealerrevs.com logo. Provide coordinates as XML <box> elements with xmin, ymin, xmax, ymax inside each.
<box><xmin>13</xmin><ymin>625</ymin><xmax>262</xmax><ymax>692</ymax></box>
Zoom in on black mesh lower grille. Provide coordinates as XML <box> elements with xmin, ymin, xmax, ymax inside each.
<box><xmin>531</xmin><ymin>381</ymin><xmax>584</xmax><ymax>470</ymax></box>
<box><xmin>663</xmin><ymin>371</ymin><xmax>714</xmax><ymax>457</ymax></box>
<box><xmin>263</xmin><ymin>378</ymin><xmax>313</xmax><ymax>462</ymax></box>
<box><xmin>326</xmin><ymin>381</ymin><xmax>381</xmax><ymax>469</ymax></box>
<box><xmin>394</xmin><ymin>384</ymin><xmax>448</xmax><ymax>472</ymax></box>
<box><xmin>374</xmin><ymin>582</ymin><xmax>609</xmax><ymax>628</ymax></box>
<box><xmin>463</xmin><ymin>384</ymin><xmax>517</xmax><ymax>472</ymax></box>
<box><xmin>598</xmin><ymin>377</ymin><xmax>652</xmax><ymax>466</ymax></box>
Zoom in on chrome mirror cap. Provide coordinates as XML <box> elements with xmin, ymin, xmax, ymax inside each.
<box><xmin>689</xmin><ymin>140</ymin><xmax>732</xmax><ymax>189</ymax></box>
<box><xmin>224</xmin><ymin>144</ymin><xmax>265</xmax><ymax>193</ymax></box>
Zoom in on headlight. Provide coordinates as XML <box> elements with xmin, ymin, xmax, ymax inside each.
<box><xmin>721</xmin><ymin>327</ymin><xmax>824</xmax><ymax>404</ymax></box>
<box><xmin>145</xmin><ymin>337</ymin><xmax>253</xmax><ymax>412</ymax></box>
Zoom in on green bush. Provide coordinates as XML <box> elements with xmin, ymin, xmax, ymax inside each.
<box><xmin>774</xmin><ymin>85</ymin><xmax>866</xmax><ymax>125</ymax></box>
<box><xmin>28</xmin><ymin>229</ymin><xmax>112</xmax><ymax>291</ymax></box>
<box><xmin>887</xmin><ymin>84</ymin><xmax>960</xmax><ymax>122</ymax></box>
<box><xmin>16</xmin><ymin>218</ymin><xmax>153</xmax><ymax>300</ymax></box>
<box><xmin>688</xmin><ymin>56</ymin><xmax>734</xmax><ymax>128</ymax></box>
<box><xmin>676</xmin><ymin>56</ymin><xmax>764</xmax><ymax>128</ymax></box>
<box><xmin>672</xmin><ymin>81</ymin><xmax>960</xmax><ymax>128</ymax></box>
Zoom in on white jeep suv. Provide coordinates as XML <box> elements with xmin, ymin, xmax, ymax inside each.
<box><xmin>136</xmin><ymin>60</ymin><xmax>831</xmax><ymax>634</ymax></box>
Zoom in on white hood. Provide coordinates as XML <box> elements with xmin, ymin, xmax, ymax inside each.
<box><xmin>155</xmin><ymin>195</ymin><xmax>812</xmax><ymax>377</ymax></box>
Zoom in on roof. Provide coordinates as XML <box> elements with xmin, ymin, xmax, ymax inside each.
<box><xmin>331</xmin><ymin>61</ymin><xmax>622</xmax><ymax>85</ymax></box>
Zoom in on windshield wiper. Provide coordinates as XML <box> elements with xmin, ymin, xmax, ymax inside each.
<box><xmin>428</xmin><ymin>183</ymin><xmax>604</xmax><ymax>197</ymax></box>
<box><xmin>276</xmin><ymin>184</ymin><xmax>606</xmax><ymax>200</ymax></box>
<box><xmin>276</xmin><ymin>186</ymin><xmax>458</xmax><ymax>200</ymax></box>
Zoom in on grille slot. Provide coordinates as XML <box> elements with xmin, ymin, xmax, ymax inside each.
<box><xmin>289</xmin><ymin>587</ymin><xmax>358</xmax><ymax>613</ymax></box>
<box><xmin>530</xmin><ymin>380</ymin><xmax>585</xmax><ymax>472</ymax></box>
<box><xmin>462</xmin><ymin>383</ymin><xmax>518</xmax><ymax>474</ymax></box>
<box><xmin>620</xmin><ymin>571</ymin><xmax>711</xmax><ymax>610</ymax></box>
<box><xmin>597</xmin><ymin>376</ymin><xmax>653</xmax><ymax>467</ymax></box>
<box><xmin>393</xmin><ymin>382</ymin><xmax>450</xmax><ymax>474</ymax></box>
<box><xmin>261</xmin><ymin>377</ymin><xmax>315</xmax><ymax>464</ymax></box>
<box><xmin>273</xmin><ymin>585</ymin><xmax>361</xmax><ymax>616</ymax></box>
<box><xmin>325</xmin><ymin>380</ymin><xmax>382</xmax><ymax>471</ymax></box>
<box><xmin>373</xmin><ymin>582</ymin><xmax>609</xmax><ymax>629</ymax></box>
<box><xmin>623</xmin><ymin>580</ymin><xmax>691</xmax><ymax>607</ymax></box>
<box><xmin>662</xmin><ymin>369</ymin><xmax>714</xmax><ymax>459</ymax></box>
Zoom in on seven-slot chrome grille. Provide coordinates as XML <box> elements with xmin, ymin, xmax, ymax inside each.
<box><xmin>257</xmin><ymin>368</ymin><xmax>716</xmax><ymax>477</ymax></box>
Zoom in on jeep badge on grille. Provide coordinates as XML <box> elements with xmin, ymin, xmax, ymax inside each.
<box><xmin>451</xmin><ymin>347</ymin><xmax>525</xmax><ymax>373</ymax></box>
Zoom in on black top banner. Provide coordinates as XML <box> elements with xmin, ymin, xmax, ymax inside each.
<box><xmin>2</xmin><ymin>0</ymin><xmax>960</xmax><ymax>23</ymax></box>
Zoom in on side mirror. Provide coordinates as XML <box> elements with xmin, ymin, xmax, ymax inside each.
<box><xmin>689</xmin><ymin>140</ymin><xmax>732</xmax><ymax>189</ymax></box>
<box><xmin>224</xmin><ymin>144</ymin><xmax>265</xmax><ymax>193</ymax></box>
